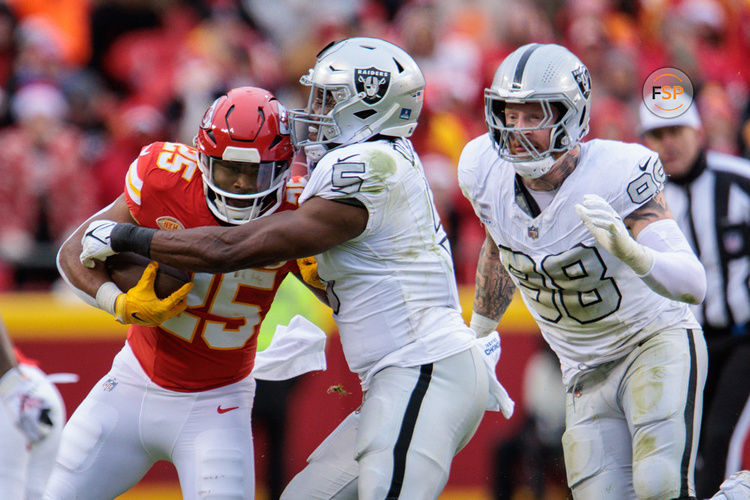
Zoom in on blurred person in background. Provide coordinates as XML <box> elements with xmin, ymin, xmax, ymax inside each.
<box><xmin>0</xmin><ymin>82</ymin><xmax>97</xmax><ymax>289</ymax></box>
<box><xmin>493</xmin><ymin>342</ymin><xmax>567</xmax><ymax>500</ymax></box>
<box><xmin>0</xmin><ymin>315</ymin><xmax>66</xmax><ymax>500</ymax></box>
<box><xmin>639</xmin><ymin>103</ymin><xmax>750</xmax><ymax>498</ymax></box>
<box><xmin>92</xmin><ymin>100</ymin><xmax>166</xmax><ymax>208</ymax></box>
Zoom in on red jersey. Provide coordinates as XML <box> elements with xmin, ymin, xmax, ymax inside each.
<box><xmin>122</xmin><ymin>141</ymin><xmax>303</xmax><ymax>391</ymax></box>
<box><xmin>13</xmin><ymin>348</ymin><xmax>38</xmax><ymax>367</ymax></box>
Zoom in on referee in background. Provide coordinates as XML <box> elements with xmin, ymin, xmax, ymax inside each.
<box><xmin>638</xmin><ymin>103</ymin><xmax>750</xmax><ymax>498</ymax></box>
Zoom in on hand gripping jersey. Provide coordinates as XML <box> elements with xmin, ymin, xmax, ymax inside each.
<box><xmin>459</xmin><ymin>135</ymin><xmax>699</xmax><ymax>384</ymax></box>
<box><xmin>123</xmin><ymin>141</ymin><xmax>302</xmax><ymax>391</ymax></box>
<box><xmin>299</xmin><ymin>138</ymin><xmax>475</xmax><ymax>389</ymax></box>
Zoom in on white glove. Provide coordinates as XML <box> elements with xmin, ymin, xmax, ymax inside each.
<box><xmin>574</xmin><ymin>194</ymin><xmax>654</xmax><ymax>275</ymax></box>
<box><xmin>80</xmin><ymin>220</ymin><xmax>118</xmax><ymax>268</ymax></box>
<box><xmin>0</xmin><ymin>367</ymin><xmax>55</xmax><ymax>444</ymax></box>
<box><xmin>711</xmin><ymin>470</ymin><xmax>750</xmax><ymax>500</ymax></box>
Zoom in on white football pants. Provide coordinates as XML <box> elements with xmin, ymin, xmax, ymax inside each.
<box><xmin>0</xmin><ymin>364</ymin><xmax>66</xmax><ymax>500</ymax></box>
<box><xmin>563</xmin><ymin>327</ymin><xmax>707</xmax><ymax>499</ymax></box>
<box><xmin>43</xmin><ymin>343</ymin><xmax>256</xmax><ymax>500</ymax></box>
<box><xmin>281</xmin><ymin>346</ymin><xmax>489</xmax><ymax>500</ymax></box>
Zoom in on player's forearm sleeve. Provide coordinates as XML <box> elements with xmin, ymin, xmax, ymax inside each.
<box><xmin>635</xmin><ymin>219</ymin><xmax>706</xmax><ymax>305</ymax></box>
<box><xmin>110</xmin><ymin>223</ymin><xmax>155</xmax><ymax>257</ymax></box>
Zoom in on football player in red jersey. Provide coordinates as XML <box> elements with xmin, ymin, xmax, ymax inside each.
<box><xmin>50</xmin><ymin>87</ymin><xmax>319</xmax><ymax>499</ymax></box>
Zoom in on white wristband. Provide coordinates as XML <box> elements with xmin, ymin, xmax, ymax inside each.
<box><xmin>96</xmin><ymin>282</ymin><xmax>123</xmax><ymax>316</ymax></box>
<box><xmin>470</xmin><ymin>311</ymin><xmax>499</xmax><ymax>338</ymax></box>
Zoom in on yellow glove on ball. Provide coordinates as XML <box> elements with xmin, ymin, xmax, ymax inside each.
<box><xmin>114</xmin><ymin>262</ymin><xmax>193</xmax><ymax>325</ymax></box>
<box><xmin>297</xmin><ymin>256</ymin><xmax>326</xmax><ymax>290</ymax></box>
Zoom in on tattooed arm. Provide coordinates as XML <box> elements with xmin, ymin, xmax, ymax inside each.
<box><xmin>470</xmin><ymin>231</ymin><xmax>517</xmax><ymax>337</ymax></box>
<box><xmin>624</xmin><ymin>192</ymin><xmax>673</xmax><ymax>238</ymax></box>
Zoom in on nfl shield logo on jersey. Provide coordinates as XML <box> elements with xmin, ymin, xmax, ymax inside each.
<box><xmin>102</xmin><ymin>378</ymin><xmax>118</xmax><ymax>392</ymax></box>
<box><xmin>528</xmin><ymin>225</ymin><xmax>539</xmax><ymax>239</ymax></box>
<box><xmin>355</xmin><ymin>67</ymin><xmax>390</xmax><ymax>104</ymax></box>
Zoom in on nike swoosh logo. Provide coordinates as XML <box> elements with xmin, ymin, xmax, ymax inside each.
<box><xmin>638</xmin><ymin>157</ymin><xmax>652</xmax><ymax>172</ymax></box>
<box><xmin>217</xmin><ymin>405</ymin><xmax>239</xmax><ymax>414</ymax></box>
<box><xmin>84</xmin><ymin>228</ymin><xmax>110</xmax><ymax>245</ymax></box>
<box><xmin>84</xmin><ymin>222</ymin><xmax>115</xmax><ymax>244</ymax></box>
<box><xmin>131</xmin><ymin>312</ymin><xmax>144</xmax><ymax>322</ymax></box>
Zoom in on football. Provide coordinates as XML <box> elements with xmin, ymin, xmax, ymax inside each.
<box><xmin>105</xmin><ymin>252</ymin><xmax>191</xmax><ymax>299</ymax></box>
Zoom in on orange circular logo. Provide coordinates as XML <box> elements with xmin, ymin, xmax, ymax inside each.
<box><xmin>642</xmin><ymin>67</ymin><xmax>694</xmax><ymax>119</ymax></box>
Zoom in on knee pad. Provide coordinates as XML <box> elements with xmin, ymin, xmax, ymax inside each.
<box><xmin>632</xmin><ymin>455</ymin><xmax>681</xmax><ymax>499</ymax></box>
<box><xmin>192</xmin><ymin>428</ymin><xmax>253</xmax><ymax>500</ymax></box>
<box><xmin>196</xmin><ymin>448</ymin><xmax>247</xmax><ymax>499</ymax></box>
<box><xmin>562</xmin><ymin>426</ymin><xmax>605</xmax><ymax>489</ymax></box>
<box><xmin>55</xmin><ymin>403</ymin><xmax>117</xmax><ymax>472</ymax></box>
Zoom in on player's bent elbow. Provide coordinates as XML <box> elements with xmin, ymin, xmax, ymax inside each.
<box><xmin>675</xmin><ymin>257</ymin><xmax>706</xmax><ymax>305</ymax></box>
<box><xmin>56</xmin><ymin>238</ymin><xmax>79</xmax><ymax>283</ymax></box>
<box><xmin>685</xmin><ymin>264</ymin><xmax>707</xmax><ymax>305</ymax></box>
<box><xmin>641</xmin><ymin>251</ymin><xmax>707</xmax><ymax>305</ymax></box>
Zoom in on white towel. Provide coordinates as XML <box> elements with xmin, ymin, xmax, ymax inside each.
<box><xmin>475</xmin><ymin>331</ymin><xmax>515</xmax><ymax>419</ymax></box>
<box><xmin>252</xmin><ymin>315</ymin><xmax>327</xmax><ymax>381</ymax></box>
<box><xmin>45</xmin><ymin>373</ymin><xmax>80</xmax><ymax>384</ymax></box>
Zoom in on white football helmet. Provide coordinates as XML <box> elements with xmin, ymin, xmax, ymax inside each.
<box><xmin>485</xmin><ymin>43</ymin><xmax>591</xmax><ymax>178</ymax></box>
<box><xmin>288</xmin><ymin>37</ymin><xmax>425</xmax><ymax>162</ymax></box>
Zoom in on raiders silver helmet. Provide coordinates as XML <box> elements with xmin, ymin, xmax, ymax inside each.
<box><xmin>288</xmin><ymin>37</ymin><xmax>425</xmax><ymax>161</ymax></box>
<box><xmin>485</xmin><ymin>43</ymin><xmax>591</xmax><ymax>178</ymax></box>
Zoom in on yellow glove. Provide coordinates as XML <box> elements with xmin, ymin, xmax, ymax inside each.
<box><xmin>297</xmin><ymin>256</ymin><xmax>326</xmax><ymax>290</ymax></box>
<box><xmin>114</xmin><ymin>262</ymin><xmax>193</xmax><ymax>325</ymax></box>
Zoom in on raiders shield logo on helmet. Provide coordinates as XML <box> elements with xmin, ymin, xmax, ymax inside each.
<box><xmin>355</xmin><ymin>67</ymin><xmax>391</xmax><ymax>105</ymax></box>
<box><xmin>572</xmin><ymin>66</ymin><xmax>591</xmax><ymax>99</ymax></box>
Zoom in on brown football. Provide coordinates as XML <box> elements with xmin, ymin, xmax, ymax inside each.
<box><xmin>105</xmin><ymin>252</ymin><xmax>191</xmax><ymax>299</ymax></box>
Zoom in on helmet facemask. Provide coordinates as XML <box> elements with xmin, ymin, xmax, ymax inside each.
<box><xmin>198</xmin><ymin>152</ymin><xmax>290</xmax><ymax>225</ymax></box>
<box><xmin>292</xmin><ymin>77</ymin><xmax>350</xmax><ymax>142</ymax></box>
<box><xmin>485</xmin><ymin>92</ymin><xmax>578</xmax><ymax>179</ymax></box>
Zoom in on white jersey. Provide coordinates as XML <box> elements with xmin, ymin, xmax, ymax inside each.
<box><xmin>458</xmin><ymin>134</ymin><xmax>699</xmax><ymax>384</ymax></box>
<box><xmin>299</xmin><ymin>138</ymin><xmax>475</xmax><ymax>388</ymax></box>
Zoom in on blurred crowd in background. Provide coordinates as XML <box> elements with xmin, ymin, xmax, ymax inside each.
<box><xmin>1</xmin><ymin>0</ymin><xmax>749</xmax><ymax>291</ymax></box>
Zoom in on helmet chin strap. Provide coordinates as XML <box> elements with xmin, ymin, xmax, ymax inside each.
<box><xmin>513</xmin><ymin>155</ymin><xmax>557</xmax><ymax>179</ymax></box>
<box><xmin>511</xmin><ymin>124</ymin><xmax>566</xmax><ymax>179</ymax></box>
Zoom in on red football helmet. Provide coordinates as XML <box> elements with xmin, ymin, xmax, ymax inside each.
<box><xmin>195</xmin><ymin>87</ymin><xmax>294</xmax><ymax>224</ymax></box>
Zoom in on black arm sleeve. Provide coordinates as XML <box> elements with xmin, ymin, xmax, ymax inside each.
<box><xmin>110</xmin><ymin>223</ymin><xmax>156</xmax><ymax>257</ymax></box>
